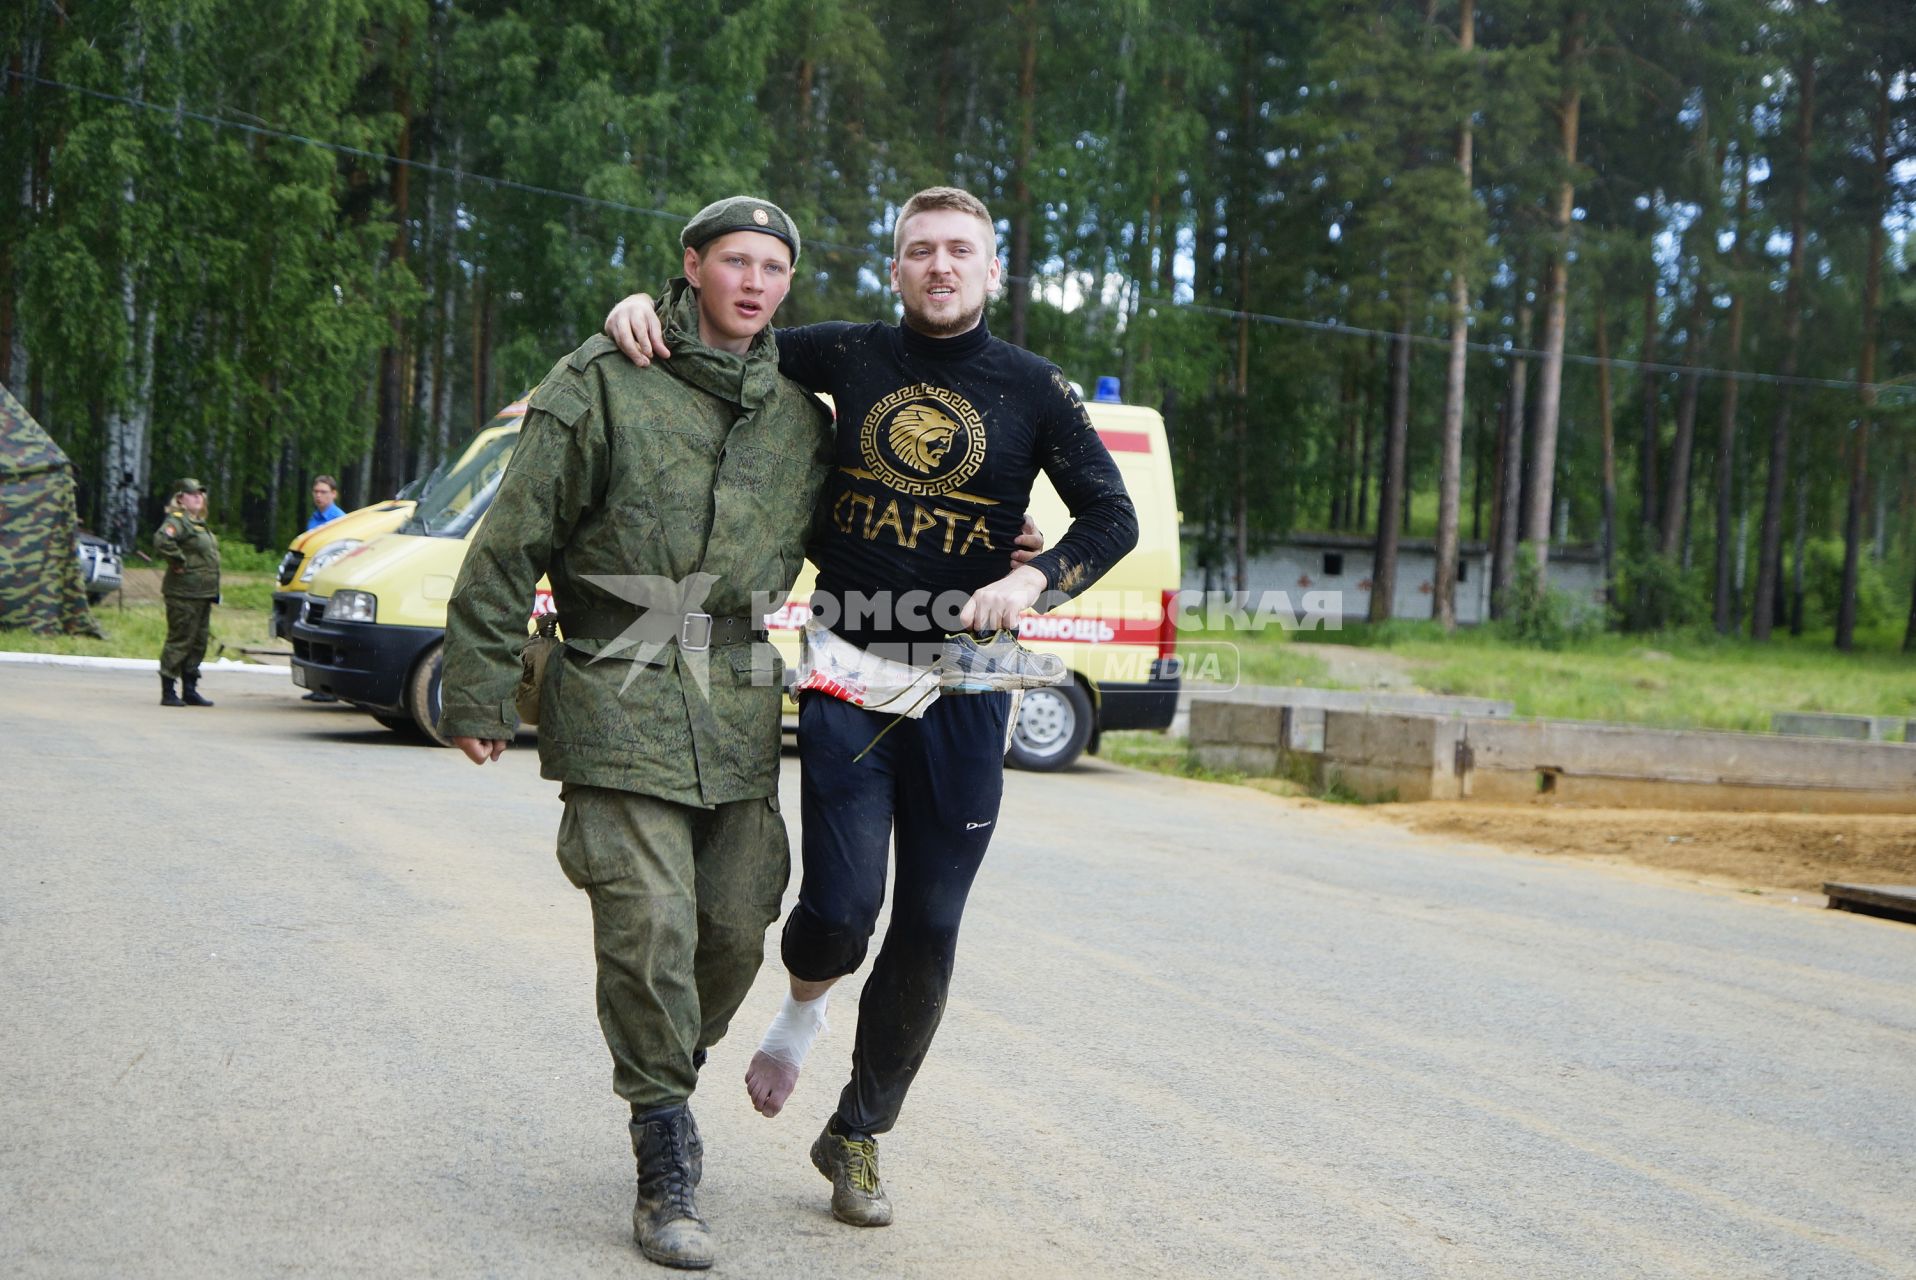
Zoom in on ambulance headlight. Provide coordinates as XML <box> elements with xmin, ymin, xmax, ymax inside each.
<box><xmin>300</xmin><ymin>539</ymin><xmax>364</xmax><ymax>582</ymax></box>
<box><xmin>324</xmin><ymin>590</ymin><xmax>377</xmax><ymax>623</ymax></box>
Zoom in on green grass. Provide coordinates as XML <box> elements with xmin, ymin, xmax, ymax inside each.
<box><xmin>1099</xmin><ymin>729</ymin><xmax>1323</xmax><ymax>799</ymax></box>
<box><xmin>1394</xmin><ymin>632</ymin><xmax>1916</xmax><ymax>731</ymax></box>
<box><xmin>1</xmin><ymin>574</ymin><xmax>282</xmax><ymax>662</ymax></box>
<box><xmin>1229</xmin><ymin>620</ymin><xmax>1916</xmax><ymax>732</ymax></box>
<box><xmin>1098</xmin><ymin>729</ymin><xmax>1246</xmax><ymax>783</ymax></box>
<box><xmin>1178</xmin><ymin>622</ymin><xmax>1335</xmax><ymax>690</ymax></box>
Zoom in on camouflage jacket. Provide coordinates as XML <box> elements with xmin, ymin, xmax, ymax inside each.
<box><xmin>439</xmin><ymin>281</ymin><xmax>833</xmax><ymax>807</ymax></box>
<box><xmin>155</xmin><ymin>507</ymin><xmax>220</xmax><ymax>598</ymax></box>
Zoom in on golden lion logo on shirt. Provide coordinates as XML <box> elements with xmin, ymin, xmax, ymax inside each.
<box><xmin>888</xmin><ymin>404</ymin><xmax>961</xmax><ymax>472</ymax></box>
<box><xmin>856</xmin><ymin>385</ymin><xmax>990</xmax><ymax>500</ymax></box>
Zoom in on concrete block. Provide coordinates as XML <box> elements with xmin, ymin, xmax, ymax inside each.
<box><xmin>1461</xmin><ymin>718</ymin><xmax>1916</xmax><ymax>812</ymax></box>
<box><xmin>1284</xmin><ymin>706</ymin><xmax>1326</xmax><ymax>752</ymax></box>
<box><xmin>1189</xmin><ymin>699</ymin><xmax>1286</xmax><ymax>747</ymax></box>
<box><xmin>1187</xmin><ymin>700</ymin><xmax>1232</xmax><ymax>745</ymax></box>
<box><xmin>1193</xmin><ymin>742</ymin><xmax>1280</xmax><ymax>776</ymax></box>
<box><xmin>1771</xmin><ymin>712</ymin><xmax>1906</xmax><ymax>742</ymax></box>
<box><xmin>1321</xmin><ymin>712</ymin><xmax>1467</xmax><ymax>802</ymax></box>
<box><xmin>1173</xmin><ymin>684</ymin><xmax>1513</xmax><ymax>741</ymax></box>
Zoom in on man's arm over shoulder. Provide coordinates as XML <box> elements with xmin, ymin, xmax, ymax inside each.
<box><xmin>439</xmin><ymin>359</ymin><xmax>608</xmax><ymax>742</ymax></box>
<box><xmin>1021</xmin><ymin>366</ymin><xmax>1139</xmax><ymax>603</ymax></box>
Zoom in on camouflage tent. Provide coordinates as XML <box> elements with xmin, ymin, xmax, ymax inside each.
<box><xmin>0</xmin><ymin>382</ymin><xmax>99</xmax><ymax>636</ymax></box>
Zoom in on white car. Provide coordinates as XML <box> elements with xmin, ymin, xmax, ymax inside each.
<box><xmin>77</xmin><ymin>532</ymin><xmax>123</xmax><ymax>603</ymax></box>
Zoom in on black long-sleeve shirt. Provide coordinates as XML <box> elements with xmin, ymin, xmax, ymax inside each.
<box><xmin>774</xmin><ymin>318</ymin><xmax>1138</xmax><ymax>660</ymax></box>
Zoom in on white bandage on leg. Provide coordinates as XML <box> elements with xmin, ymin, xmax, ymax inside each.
<box><xmin>755</xmin><ymin>991</ymin><xmax>829</xmax><ymax>1068</ymax></box>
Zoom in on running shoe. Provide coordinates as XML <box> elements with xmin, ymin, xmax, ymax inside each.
<box><xmin>935</xmin><ymin>630</ymin><xmax>1069</xmax><ymax>691</ymax></box>
<box><xmin>810</xmin><ymin>1118</ymin><xmax>893</xmax><ymax>1227</ymax></box>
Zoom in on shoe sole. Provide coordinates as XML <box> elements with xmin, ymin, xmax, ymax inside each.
<box><xmin>636</xmin><ymin>1225</ymin><xmax>715</xmax><ymax>1270</ymax></box>
<box><xmin>637</xmin><ymin>1243</ymin><xmax>713</xmax><ymax>1270</ymax></box>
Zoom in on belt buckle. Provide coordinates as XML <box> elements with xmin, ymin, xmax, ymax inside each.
<box><xmin>680</xmin><ymin>611</ymin><xmax>714</xmax><ymax>652</ymax></box>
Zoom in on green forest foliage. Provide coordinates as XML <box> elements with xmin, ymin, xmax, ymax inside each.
<box><xmin>3</xmin><ymin>0</ymin><xmax>1912</xmax><ymax>642</ymax></box>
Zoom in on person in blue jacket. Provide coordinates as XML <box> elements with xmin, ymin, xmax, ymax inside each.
<box><xmin>306</xmin><ymin>475</ymin><xmax>345</xmax><ymax>530</ymax></box>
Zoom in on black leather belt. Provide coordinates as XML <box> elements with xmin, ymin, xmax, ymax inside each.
<box><xmin>560</xmin><ymin>606</ymin><xmax>762</xmax><ymax>651</ymax></box>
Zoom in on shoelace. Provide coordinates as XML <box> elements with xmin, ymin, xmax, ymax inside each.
<box><xmin>842</xmin><ymin>1136</ymin><xmax>881</xmax><ymax>1194</ymax></box>
<box><xmin>646</xmin><ymin>1122</ymin><xmax>702</xmax><ymax>1218</ymax></box>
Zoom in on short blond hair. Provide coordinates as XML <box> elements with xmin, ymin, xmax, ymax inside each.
<box><xmin>892</xmin><ymin>186</ymin><xmax>996</xmax><ymax>255</ymax></box>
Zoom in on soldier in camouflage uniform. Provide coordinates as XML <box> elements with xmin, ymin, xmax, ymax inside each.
<box><xmin>437</xmin><ymin>197</ymin><xmax>832</xmax><ymax>1271</ymax></box>
<box><xmin>155</xmin><ymin>478</ymin><xmax>221</xmax><ymax>707</ymax></box>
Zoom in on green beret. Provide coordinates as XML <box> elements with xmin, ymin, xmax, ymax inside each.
<box><xmin>175</xmin><ymin>477</ymin><xmax>205</xmax><ymax>495</ymax></box>
<box><xmin>681</xmin><ymin>196</ymin><xmax>800</xmax><ymax>262</ymax></box>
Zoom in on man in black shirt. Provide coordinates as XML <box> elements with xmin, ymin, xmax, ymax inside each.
<box><xmin>605</xmin><ymin>187</ymin><xmax>1138</xmax><ymax>1228</ymax></box>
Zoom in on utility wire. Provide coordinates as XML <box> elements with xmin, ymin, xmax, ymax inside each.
<box><xmin>1168</xmin><ymin>302</ymin><xmax>1901</xmax><ymax>397</ymax></box>
<box><xmin>10</xmin><ymin>69</ymin><xmax>1905</xmax><ymax>401</ymax></box>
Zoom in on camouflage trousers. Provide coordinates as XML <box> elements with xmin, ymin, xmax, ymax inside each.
<box><xmin>556</xmin><ymin>783</ymin><xmax>790</xmax><ymax>1109</ymax></box>
<box><xmin>160</xmin><ymin>596</ymin><xmax>213</xmax><ymax>680</ymax></box>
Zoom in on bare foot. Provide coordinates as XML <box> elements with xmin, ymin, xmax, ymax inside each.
<box><xmin>745</xmin><ymin>1051</ymin><xmax>801</xmax><ymax>1117</ymax></box>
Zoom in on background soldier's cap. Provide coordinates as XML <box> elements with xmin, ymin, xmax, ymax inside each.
<box><xmin>175</xmin><ymin>477</ymin><xmax>205</xmax><ymax>495</ymax></box>
<box><xmin>681</xmin><ymin>196</ymin><xmax>800</xmax><ymax>262</ymax></box>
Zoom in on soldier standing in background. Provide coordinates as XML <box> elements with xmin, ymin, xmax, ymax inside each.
<box><xmin>154</xmin><ymin>478</ymin><xmax>220</xmax><ymax>708</ymax></box>
<box><xmin>437</xmin><ymin>198</ymin><xmax>832</xmax><ymax>1271</ymax></box>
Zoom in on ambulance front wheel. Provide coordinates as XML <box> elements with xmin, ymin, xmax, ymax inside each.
<box><xmin>1007</xmin><ymin>681</ymin><xmax>1093</xmax><ymax>772</ymax></box>
<box><xmin>408</xmin><ymin>642</ymin><xmax>451</xmax><ymax>747</ymax></box>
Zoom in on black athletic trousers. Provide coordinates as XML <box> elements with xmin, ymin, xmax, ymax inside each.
<box><xmin>782</xmin><ymin>688</ymin><xmax>1013</xmax><ymax>1135</ymax></box>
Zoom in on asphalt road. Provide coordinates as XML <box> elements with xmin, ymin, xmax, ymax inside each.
<box><xmin>3</xmin><ymin>663</ymin><xmax>1914</xmax><ymax>1279</ymax></box>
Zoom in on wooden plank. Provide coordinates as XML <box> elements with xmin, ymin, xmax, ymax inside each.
<box><xmin>1824</xmin><ymin>882</ymin><xmax>1916</xmax><ymax>923</ymax></box>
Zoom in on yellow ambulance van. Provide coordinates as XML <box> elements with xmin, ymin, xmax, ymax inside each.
<box><xmin>268</xmin><ymin>400</ymin><xmax>528</xmax><ymax>643</ymax></box>
<box><xmin>270</xmin><ymin>501</ymin><xmax>413</xmax><ymax>642</ymax></box>
<box><xmin>289</xmin><ymin>403</ymin><xmax>539</xmax><ymax>742</ymax></box>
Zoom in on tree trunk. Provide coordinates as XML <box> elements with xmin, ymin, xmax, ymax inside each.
<box><xmin>1637</xmin><ymin>277</ymin><xmax>1661</xmax><ymax>535</ymax></box>
<box><xmin>1487</xmin><ymin>392</ymin><xmax>1507</xmax><ymax>604</ymax></box>
<box><xmin>1473</xmin><ymin>400</ymin><xmax>1489</xmax><ymax>543</ymax></box>
<box><xmin>1521</xmin><ymin>11</ymin><xmax>1584</xmax><ymax>577</ymax></box>
<box><xmin>102</xmin><ymin>167</ymin><xmax>155</xmax><ymax>550</ymax></box>
<box><xmin>1837</xmin><ymin>71</ymin><xmax>1889</xmax><ymax>652</ymax></box>
<box><xmin>1595</xmin><ymin>293</ymin><xmax>1617</xmax><ymax>607</ymax></box>
<box><xmin>1231</xmin><ymin>215</ymin><xmax>1252</xmax><ymax>594</ymax></box>
<box><xmin>1659</xmin><ymin>298</ymin><xmax>1704</xmax><ymax>556</ymax></box>
<box><xmin>471</xmin><ymin>268</ymin><xmax>491</xmax><ymax>431</ymax></box>
<box><xmin>1788</xmin><ymin>471</ymin><xmax>1807</xmax><ymax>637</ymax></box>
<box><xmin>1493</xmin><ymin>293</ymin><xmax>1533</xmax><ymax>611</ymax></box>
<box><xmin>1358</xmin><ymin>336</ymin><xmax>1377</xmax><ymax>530</ymax></box>
<box><xmin>373</xmin><ymin>22</ymin><xmax>415</xmax><ymax>499</ymax></box>
<box><xmin>7</xmin><ymin>25</ymin><xmax>49</xmax><ymax>394</ymax></box>
<box><xmin>1433</xmin><ymin>0</ymin><xmax>1475</xmax><ymax>627</ymax></box>
<box><xmin>1333</xmin><ymin>361</ymin><xmax>1355</xmax><ymax>529</ymax></box>
<box><xmin>1905</xmin><ymin>567</ymin><xmax>1916</xmax><ymax>651</ymax></box>
<box><xmin>1370</xmin><ymin>305</ymin><xmax>1413</xmax><ymax>623</ymax></box>
<box><xmin>1712</xmin><ymin>157</ymin><xmax>1750</xmax><ymax>634</ymax></box>
<box><xmin>1006</xmin><ymin>0</ymin><xmax>1038</xmax><ymax>349</ymax></box>
<box><xmin>1752</xmin><ymin>59</ymin><xmax>1815</xmax><ymax>641</ymax></box>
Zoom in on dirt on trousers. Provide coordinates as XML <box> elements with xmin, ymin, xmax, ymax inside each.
<box><xmin>1381</xmin><ymin>802</ymin><xmax>1916</xmax><ymax>896</ymax></box>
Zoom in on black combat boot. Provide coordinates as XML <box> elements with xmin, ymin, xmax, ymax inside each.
<box><xmin>628</xmin><ymin>1103</ymin><xmax>714</xmax><ymax>1270</ymax></box>
<box><xmin>181</xmin><ymin>678</ymin><xmax>213</xmax><ymax>707</ymax></box>
<box><xmin>160</xmin><ymin>677</ymin><xmax>183</xmax><ymax>707</ymax></box>
<box><xmin>634</xmin><ymin>1099</ymin><xmax>702</xmax><ymax>1186</ymax></box>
